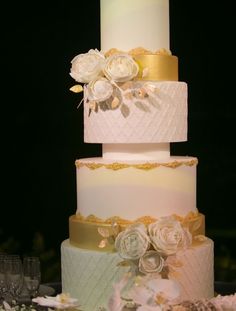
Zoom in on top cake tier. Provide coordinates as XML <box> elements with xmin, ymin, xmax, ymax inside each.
<box><xmin>70</xmin><ymin>0</ymin><xmax>188</xmax><ymax>145</ymax></box>
<box><xmin>84</xmin><ymin>0</ymin><xmax>186</xmax><ymax>144</ymax></box>
<box><xmin>100</xmin><ymin>0</ymin><xmax>169</xmax><ymax>51</ymax></box>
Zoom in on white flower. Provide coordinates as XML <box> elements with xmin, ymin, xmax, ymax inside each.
<box><xmin>70</xmin><ymin>49</ymin><xmax>105</xmax><ymax>83</ymax></box>
<box><xmin>115</xmin><ymin>224</ymin><xmax>150</xmax><ymax>260</ymax></box>
<box><xmin>211</xmin><ymin>294</ymin><xmax>236</xmax><ymax>310</ymax></box>
<box><xmin>129</xmin><ymin>278</ymin><xmax>181</xmax><ymax>308</ymax></box>
<box><xmin>139</xmin><ymin>250</ymin><xmax>164</xmax><ymax>274</ymax></box>
<box><xmin>32</xmin><ymin>293</ymin><xmax>79</xmax><ymax>309</ymax></box>
<box><xmin>87</xmin><ymin>77</ymin><xmax>113</xmax><ymax>102</ymax></box>
<box><xmin>148</xmin><ymin>217</ymin><xmax>192</xmax><ymax>256</ymax></box>
<box><xmin>104</xmin><ymin>53</ymin><xmax>139</xmax><ymax>82</ymax></box>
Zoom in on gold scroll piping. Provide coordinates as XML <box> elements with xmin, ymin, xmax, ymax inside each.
<box><xmin>134</xmin><ymin>54</ymin><xmax>178</xmax><ymax>81</ymax></box>
<box><xmin>69</xmin><ymin>212</ymin><xmax>205</xmax><ymax>252</ymax></box>
<box><xmin>75</xmin><ymin>159</ymin><xmax>198</xmax><ymax>171</ymax></box>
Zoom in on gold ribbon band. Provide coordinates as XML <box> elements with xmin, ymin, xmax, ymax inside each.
<box><xmin>69</xmin><ymin>213</ymin><xmax>205</xmax><ymax>252</ymax></box>
<box><xmin>134</xmin><ymin>54</ymin><xmax>178</xmax><ymax>81</ymax></box>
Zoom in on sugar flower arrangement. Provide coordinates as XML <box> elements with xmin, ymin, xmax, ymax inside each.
<box><xmin>106</xmin><ymin>288</ymin><xmax>236</xmax><ymax>311</ymax></box>
<box><xmin>98</xmin><ymin>215</ymin><xmax>201</xmax><ymax>279</ymax></box>
<box><xmin>98</xmin><ymin>216</ymin><xmax>209</xmax><ymax>310</ymax></box>
<box><xmin>69</xmin><ymin>48</ymin><xmax>169</xmax><ymax>118</ymax></box>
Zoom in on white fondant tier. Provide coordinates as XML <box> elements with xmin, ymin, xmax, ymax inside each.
<box><xmin>102</xmin><ymin>143</ymin><xmax>171</xmax><ymax>160</ymax></box>
<box><xmin>84</xmin><ymin>81</ymin><xmax>187</xmax><ymax>143</ymax></box>
<box><xmin>75</xmin><ymin>156</ymin><xmax>198</xmax><ymax>220</ymax></box>
<box><xmin>100</xmin><ymin>0</ymin><xmax>169</xmax><ymax>52</ymax></box>
<box><xmin>61</xmin><ymin>238</ymin><xmax>214</xmax><ymax>311</ymax></box>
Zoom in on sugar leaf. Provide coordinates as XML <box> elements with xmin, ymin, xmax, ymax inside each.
<box><xmin>69</xmin><ymin>85</ymin><xmax>83</xmax><ymax>93</ymax></box>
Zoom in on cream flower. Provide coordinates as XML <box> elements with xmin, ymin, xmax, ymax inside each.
<box><xmin>148</xmin><ymin>217</ymin><xmax>192</xmax><ymax>256</ymax></box>
<box><xmin>139</xmin><ymin>250</ymin><xmax>164</xmax><ymax>274</ymax></box>
<box><xmin>104</xmin><ymin>53</ymin><xmax>139</xmax><ymax>82</ymax></box>
<box><xmin>70</xmin><ymin>49</ymin><xmax>105</xmax><ymax>83</ymax></box>
<box><xmin>87</xmin><ymin>77</ymin><xmax>113</xmax><ymax>102</ymax></box>
<box><xmin>115</xmin><ymin>223</ymin><xmax>150</xmax><ymax>260</ymax></box>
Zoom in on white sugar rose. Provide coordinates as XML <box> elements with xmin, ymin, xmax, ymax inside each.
<box><xmin>104</xmin><ymin>53</ymin><xmax>139</xmax><ymax>82</ymax></box>
<box><xmin>148</xmin><ymin>217</ymin><xmax>192</xmax><ymax>256</ymax></box>
<box><xmin>115</xmin><ymin>224</ymin><xmax>150</xmax><ymax>260</ymax></box>
<box><xmin>87</xmin><ymin>77</ymin><xmax>113</xmax><ymax>102</ymax></box>
<box><xmin>70</xmin><ymin>49</ymin><xmax>105</xmax><ymax>83</ymax></box>
<box><xmin>139</xmin><ymin>250</ymin><xmax>164</xmax><ymax>274</ymax></box>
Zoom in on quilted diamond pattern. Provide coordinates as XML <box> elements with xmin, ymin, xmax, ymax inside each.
<box><xmin>61</xmin><ymin>240</ymin><xmax>130</xmax><ymax>311</ymax></box>
<box><xmin>61</xmin><ymin>238</ymin><xmax>214</xmax><ymax>311</ymax></box>
<box><xmin>84</xmin><ymin>82</ymin><xmax>187</xmax><ymax>143</ymax></box>
<box><xmin>174</xmin><ymin>239</ymin><xmax>214</xmax><ymax>300</ymax></box>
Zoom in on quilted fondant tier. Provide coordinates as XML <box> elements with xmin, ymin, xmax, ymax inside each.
<box><xmin>61</xmin><ymin>238</ymin><xmax>214</xmax><ymax>311</ymax></box>
<box><xmin>84</xmin><ymin>81</ymin><xmax>187</xmax><ymax>143</ymax></box>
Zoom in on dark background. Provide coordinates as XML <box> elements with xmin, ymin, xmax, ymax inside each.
<box><xmin>1</xmin><ymin>0</ymin><xmax>235</xmax><ymax>282</ymax></box>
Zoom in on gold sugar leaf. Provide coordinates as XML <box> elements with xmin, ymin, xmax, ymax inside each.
<box><xmin>98</xmin><ymin>239</ymin><xmax>107</xmax><ymax>248</ymax></box>
<box><xmin>69</xmin><ymin>85</ymin><xmax>83</xmax><ymax>93</ymax></box>
<box><xmin>111</xmin><ymin>97</ymin><xmax>120</xmax><ymax>109</ymax></box>
<box><xmin>155</xmin><ymin>293</ymin><xmax>167</xmax><ymax>305</ymax></box>
<box><xmin>89</xmin><ymin>100</ymin><xmax>98</xmax><ymax>112</ymax></box>
<box><xmin>98</xmin><ymin>227</ymin><xmax>110</xmax><ymax>238</ymax></box>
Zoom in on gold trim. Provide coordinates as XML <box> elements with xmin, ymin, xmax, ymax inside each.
<box><xmin>69</xmin><ymin>212</ymin><xmax>205</xmax><ymax>252</ymax></box>
<box><xmin>104</xmin><ymin>48</ymin><xmax>178</xmax><ymax>81</ymax></box>
<box><xmin>75</xmin><ymin>159</ymin><xmax>198</xmax><ymax>171</ymax></box>
<box><xmin>105</xmin><ymin>47</ymin><xmax>172</xmax><ymax>57</ymax></box>
<box><xmin>134</xmin><ymin>54</ymin><xmax>178</xmax><ymax>81</ymax></box>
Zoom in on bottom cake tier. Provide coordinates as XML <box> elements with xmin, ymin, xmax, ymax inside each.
<box><xmin>61</xmin><ymin>238</ymin><xmax>214</xmax><ymax>311</ymax></box>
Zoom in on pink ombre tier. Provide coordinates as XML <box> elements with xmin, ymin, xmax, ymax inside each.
<box><xmin>75</xmin><ymin>156</ymin><xmax>197</xmax><ymax>220</ymax></box>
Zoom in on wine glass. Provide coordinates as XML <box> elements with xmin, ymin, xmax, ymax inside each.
<box><xmin>23</xmin><ymin>257</ymin><xmax>41</xmax><ymax>299</ymax></box>
<box><xmin>0</xmin><ymin>254</ymin><xmax>7</xmax><ymax>303</ymax></box>
<box><xmin>4</xmin><ymin>255</ymin><xmax>23</xmax><ymax>303</ymax></box>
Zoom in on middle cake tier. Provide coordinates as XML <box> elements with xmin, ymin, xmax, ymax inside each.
<box><xmin>75</xmin><ymin>156</ymin><xmax>198</xmax><ymax>221</ymax></box>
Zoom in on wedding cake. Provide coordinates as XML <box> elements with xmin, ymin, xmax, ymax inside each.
<box><xmin>61</xmin><ymin>0</ymin><xmax>214</xmax><ymax>310</ymax></box>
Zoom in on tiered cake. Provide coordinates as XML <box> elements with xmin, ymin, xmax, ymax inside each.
<box><xmin>61</xmin><ymin>0</ymin><xmax>214</xmax><ymax>310</ymax></box>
